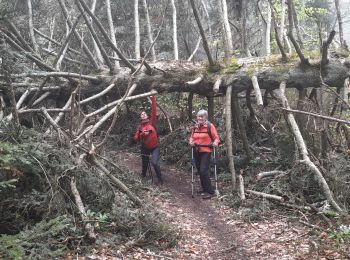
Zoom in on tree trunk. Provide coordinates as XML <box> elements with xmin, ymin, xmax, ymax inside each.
<box><xmin>189</xmin><ymin>0</ymin><xmax>215</xmax><ymax>67</ymax></box>
<box><xmin>57</xmin><ymin>0</ymin><xmax>99</xmax><ymax>70</ymax></box>
<box><xmin>55</xmin><ymin>22</ymin><xmax>70</xmax><ymax>70</ymax></box>
<box><xmin>134</xmin><ymin>0</ymin><xmax>141</xmax><ymax>59</ymax></box>
<box><xmin>207</xmin><ymin>95</ymin><xmax>214</xmax><ymax>122</ymax></box>
<box><xmin>27</xmin><ymin>0</ymin><xmax>40</xmax><ymax>56</ymax></box>
<box><xmin>188</xmin><ymin>92</ymin><xmax>194</xmax><ymax>120</ymax></box>
<box><xmin>47</xmin><ymin>16</ymin><xmax>56</xmax><ymax>51</ymax></box>
<box><xmin>287</xmin><ymin>0</ymin><xmax>308</xmax><ymax>64</ymax></box>
<box><xmin>171</xmin><ymin>0</ymin><xmax>179</xmax><ymax>60</ymax></box>
<box><xmin>225</xmin><ymin>86</ymin><xmax>237</xmax><ymax>191</ymax></box>
<box><xmin>291</xmin><ymin>0</ymin><xmax>303</xmax><ymax>48</ymax></box>
<box><xmin>241</xmin><ymin>0</ymin><xmax>251</xmax><ymax>57</ymax></box>
<box><xmin>75</xmin><ymin>0</ymin><xmax>114</xmax><ymax>71</ymax></box>
<box><xmin>279</xmin><ymin>0</ymin><xmax>286</xmax><ymax>44</ymax></box>
<box><xmin>106</xmin><ymin>0</ymin><xmax>120</xmax><ymax>68</ymax></box>
<box><xmin>232</xmin><ymin>93</ymin><xmax>251</xmax><ymax>160</ymax></box>
<box><xmin>142</xmin><ymin>0</ymin><xmax>156</xmax><ymax>62</ymax></box>
<box><xmin>265</xmin><ymin>2</ymin><xmax>272</xmax><ymax>56</ymax></box>
<box><xmin>334</xmin><ymin>0</ymin><xmax>344</xmax><ymax>47</ymax></box>
<box><xmin>90</xmin><ymin>0</ymin><xmax>104</xmax><ymax>66</ymax></box>
<box><xmin>200</xmin><ymin>0</ymin><xmax>212</xmax><ymax>40</ymax></box>
<box><xmin>220</xmin><ymin>0</ymin><xmax>233</xmax><ymax>56</ymax></box>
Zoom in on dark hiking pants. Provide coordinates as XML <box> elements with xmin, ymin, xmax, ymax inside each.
<box><xmin>141</xmin><ymin>146</ymin><xmax>162</xmax><ymax>182</ymax></box>
<box><xmin>193</xmin><ymin>151</ymin><xmax>214</xmax><ymax>195</ymax></box>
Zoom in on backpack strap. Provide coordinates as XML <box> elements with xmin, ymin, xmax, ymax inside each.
<box><xmin>207</xmin><ymin>121</ymin><xmax>214</xmax><ymax>143</ymax></box>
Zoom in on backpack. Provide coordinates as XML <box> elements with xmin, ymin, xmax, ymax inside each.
<box><xmin>192</xmin><ymin>121</ymin><xmax>214</xmax><ymax>142</ymax></box>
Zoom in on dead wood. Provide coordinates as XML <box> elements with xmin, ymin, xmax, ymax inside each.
<box><xmin>246</xmin><ymin>190</ymin><xmax>284</xmax><ymax>202</ymax></box>
<box><xmin>282</xmin><ymin>108</ymin><xmax>350</xmax><ymax>125</ymax></box>
<box><xmin>256</xmin><ymin>171</ymin><xmax>286</xmax><ymax>180</ymax></box>
<box><xmin>225</xmin><ymin>85</ymin><xmax>236</xmax><ymax>191</ymax></box>
<box><xmin>278</xmin><ymin>81</ymin><xmax>343</xmax><ymax>212</ymax></box>
<box><xmin>70</xmin><ymin>177</ymin><xmax>96</xmax><ymax>240</ymax></box>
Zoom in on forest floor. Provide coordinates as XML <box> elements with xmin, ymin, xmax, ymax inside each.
<box><xmin>107</xmin><ymin>150</ymin><xmax>348</xmax><ymax>260</ymax></box>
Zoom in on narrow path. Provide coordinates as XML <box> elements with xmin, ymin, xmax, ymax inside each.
<box><xmin>115</xmin><ymin>150</ymin><xmax>317</xmax><ymax>259</ymax></box>
<box><xmin>117</xmin><ymin>151</ymin><xmax>250</xmax><ymax>259</ymax></box>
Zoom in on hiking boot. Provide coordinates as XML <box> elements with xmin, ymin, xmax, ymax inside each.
<box><xmin>158</xmin><ymin>179</ymin><xmax>164</xmax><ymax>185</ymax></box>
<box><xmin>202</xmin><ymin>193</ymin><xmax>212</xmax><ymax>200</ymax></box>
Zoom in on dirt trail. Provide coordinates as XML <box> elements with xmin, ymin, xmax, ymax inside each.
<box><xmin>116</xmin><ymin>150</ymin><xmax>317</xmax><ymax>260</ymax></box>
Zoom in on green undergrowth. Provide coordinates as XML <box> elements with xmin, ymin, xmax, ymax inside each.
<box><xmin>0</xmin><ymin>215</ymin><xmax>77</xmax><ymax>259</ymax></box>
<box><xmin>0</xmin><ymin>124</ymin><xmax>180</xmax><ymax>258</ymax></box>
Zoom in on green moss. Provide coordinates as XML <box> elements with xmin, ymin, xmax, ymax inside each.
<box><xmin>335</xmin><ymin>47</ymin><xmax>350</xmax><ymax>58</ymax></box>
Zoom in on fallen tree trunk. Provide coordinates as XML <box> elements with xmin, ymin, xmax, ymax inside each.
<box><xmin>278</xmin><ymin>81</ymin><xmax>343</xmax><ymax>212</ymax></box>
<box><xmin>2</xmin><ymin>59</ymin><xmax>349</xmax><ymax>101</ymax></box>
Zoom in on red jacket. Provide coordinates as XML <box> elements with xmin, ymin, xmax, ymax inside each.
<box><xmin>189</xmin><ymin>122</ymin><xmax>219</xmax><ymax>153</ymax></box>
<box><xmin>134</xmin><ymin>96</ymin><xmax>159</xmax><ymax>149</ymax></box>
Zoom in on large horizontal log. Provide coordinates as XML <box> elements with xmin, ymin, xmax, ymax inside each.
<box><xmin>2</xmin><ymin>58</ymin><xmax>349</xmax><ymax>102</ymax></box>
<box><xmin>111</xmin><ymin>59</ymin><xmax>350</xmax><ymax>96</ymax></box>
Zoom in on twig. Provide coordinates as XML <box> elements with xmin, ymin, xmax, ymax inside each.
<box><xmin>282</xmin><ymin>108</ymin><xmax>350</xmax><ymax>125</ymax></box>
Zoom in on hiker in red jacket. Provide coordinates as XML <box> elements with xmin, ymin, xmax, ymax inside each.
<box><xmin>189</xmin><ymin>109</ymin><xmax>219</xmax><ymax>196</ymax></box>
<box><xmin>134</xmin><ymin>96</ymin><xmax>163</xmax><ymax>183</ymax></box>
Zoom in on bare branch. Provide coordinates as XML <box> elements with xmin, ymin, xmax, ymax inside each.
<box><xmin>286</xmin><ymin>0</ymin><xmax>309</xmax><ymax>65</ymax></box>
<box><xmin>321</xmin><ymin>30</ymin><xmax>336</xmax><ymax>68</ymax></box>
<box><xmin>251</xmin><ymin>75</ymin><xmax>263</xmax><ymax>106</ymax></box>
<box><xmin>282</xmin><ymin>107</ymin><xmax>350</xmax><ymax>125</ymax></box>
<box><xmin>77</xmin><ymin>0</ymin><xmax>136</xmax><ymax>72</ymax></box>
<box><xmin>188</xmin><ymin>0</ymin><xmax>215</xmax><ymax>67</ymax></box>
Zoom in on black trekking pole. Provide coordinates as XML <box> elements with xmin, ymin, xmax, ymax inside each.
<box><xmin>191</xmin><ymin>147</ymin><xmax>195</xmax><ymax>198</ymax></box>
<box><xmin>213</xmin><ymin>146</ymin><xmax>219</xmax><ymax>196</ymax></box>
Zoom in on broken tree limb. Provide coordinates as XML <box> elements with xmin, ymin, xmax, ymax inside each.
<box><xmin>238</xmin><ymin>174</ymin><xmax>245</xmax><ymax>200</ymax></box>
<box><xmin>44</xmin><ymin>95</ymin><xmax>73</xmax><ymax>135</ymax></box>
<box><xmin>257</xmin><ymin>170</ymin><xmax>286</xmax><ymax>180</ymax></box>
<box><xmin>7</xmin><ymin>72</ymin><xmax>98</xmax><ymax>81</ymax></box>
<box><xmin>213</xmin><ymin>77</ymin><xmax>223</xmax><ymax>93</ymax></box>
<box><xmin>32</xmin><ymin>91</ymin><xmax>51</xmax><ymax>106</ymax></box>
<box><xmin>246</xmin><ymin>190</ymin><xmax>284</xmax><ymax>202</ymax></box>
<box><xmin>79</xmin><ymin>84</ymin><xmax>115</xmax><ymax>105</ymax></box>
<box><xmin>70</xmin><ymin>177</ymin><xmax>96</xmax><ymax>240</ymax></box>
<box><xmin>19</xmin><ymin>108</ymin><xmax>70</xmax><ymax>114</ymax></box>
<box><xmin>85</xmin><ymin>90</ymin><xmax>158</xmax><ymax>119</ymax></box>
<box><xmin>95</xmin><ymin>82</ymin><xmax>139</xmax><ymax>149</ymax></box>
<box><xmin>251</xmin><ymin>75</ymin><xmax>264</xmax><ymax>106</ymax></box>
<box><xmin>279</xmin><ymin>81</ymin><xmax>343</xmax><ymax>212</ymax></box>
<box><xmin>186</xmin><ymin>75</ymin><xmax>203</xmax><ymax>86</ymax></box>
<box><xmin>41</xmin><ymin>107</ymin><xmax>141</xmax><ymax>208</ymax></box>
<box><xmin>155</xmin><ymin>102</ymin><xmax>173</xmax><ymax>132</ymax></box>
<box><xmin>187</xmin><ymin>37</ymin><xmax>201</xmax><ymax>61</ymax></box>
<box><xmin>91</xmin><ymin>155</ymin><xmax>142</xmax><ymax>206</ymax></box>
<box><xmin>225</xmin><ymin>85</ymin><xmax>236</xmax><ymax>191</ymax></box>
<box><xmin>86</xmin><ymin>90</ymin><xmax>157</xmax><ymax>138</ymax></box>
<box><xmin>282</xmin><ymin>108</ymin><xmax>350</xmax><ymax>125</ymax></box>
